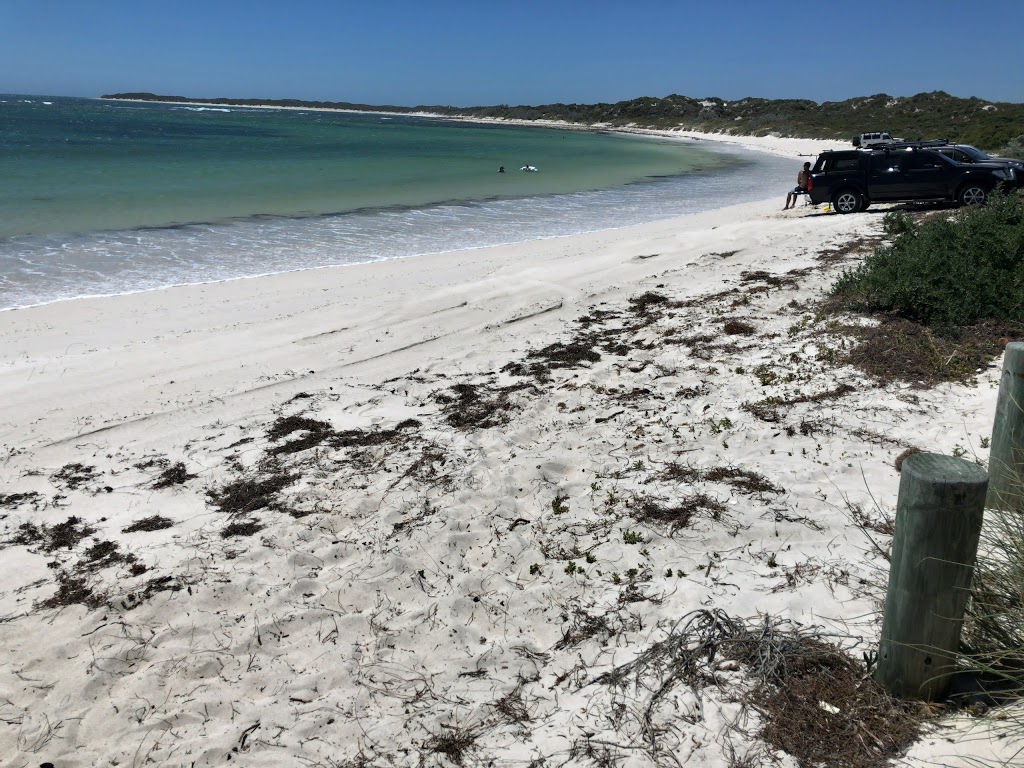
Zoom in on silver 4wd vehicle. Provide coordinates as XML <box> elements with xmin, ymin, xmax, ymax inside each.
<box><xmin>808</xmin><ymin>144</ymin><xmax>1016</xmax><ymax>213</ymax></box>
<box><xmin>851</xmin><ymin>131</ymin><xmax>901</xmax><ymax>147</ymax></box>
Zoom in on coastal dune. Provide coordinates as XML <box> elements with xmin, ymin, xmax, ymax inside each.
<box><xmin>0</xmin><ymin>138</ymin><xmax>1011</xmax><ymax>767</ymax></box>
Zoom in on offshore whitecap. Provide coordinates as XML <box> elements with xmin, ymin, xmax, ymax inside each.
<box><xmin>0</xmin><ymin>97</ymin><xmax>793</xmax><ymax>310</ymax></box>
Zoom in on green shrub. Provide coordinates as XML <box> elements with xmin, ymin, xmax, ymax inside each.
<box><xmin>622</xmin><ymin>529</ymin><xmax>645</xmax><ymax>544</ymax></box>
<box><xmin>995</xmin><ymin>134</ymin><xmax>1024</xmax><ymax>161</ymax></box>
<box><xmin>832</xmin><ymin>192</ymin><xmax>1024</xmax><ymax>329</ymax></box>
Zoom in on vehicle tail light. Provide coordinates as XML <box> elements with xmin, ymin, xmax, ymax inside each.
<box><xmin>807</xmin><ymin>178</ymin><xmax>813</xmax><ymax>191</ymax></box>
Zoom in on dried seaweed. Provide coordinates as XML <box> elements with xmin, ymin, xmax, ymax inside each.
<box><xmin>435</xmin><ymin>381</ymin><xmax>533</xmax><ymax>430</ymax></box>
<box><xmin>503</xmin><ymin>337</ymin><xmax>603</xmax><ymax>380</ymax></box>
<box><xmin>421</xmin><ymin>725</ymin><xmax>482</xmax><ymax>766</ymax></box>
<box><xmin>739</xmin><ymin>270</ymin><xmax>800</xmax><ymax>289</ymax></box>
<box><xmin>50</xmin><ymin>463</ymin><xmax>98</xmax><ymax>490</ymax></box>
<box><xmin>0</xmin><ymin>491</ymin><xmax>43</xmax><ymax>509</ymax></box>
<box><xmin>207</xmin><ymin>473</ymin><xmax>296</xmax><ymax>515</ymax></box>
<box><xmin>13</xmin><ymin>516</ymin><xmax>96</xmax><ymax>552</ymax></box>
<box><xmin>221</xmin><ymin>519</ymin><xmax>265</xmax><ymax>538</ymax></box>
<box><xmin>743</xmin><ymin>384</ymin><xmax>856</xmax><ymax>422</ymax></box>
<box><xmin>80</xmin><ymin>540</ymin><xmax>135</xmax><ymax>571</ymax></box>
<box><xmin>555</xmin><ymin>605</ymin><xmax>642</xmax><ymax>650</ymax></box>
<box><xmin>839</xmin><ymin>317</ymin><xmax>1010</xmax><ymax>387</ymax></box>
<box><xmin>631</xmin><ymin>494</ymin><xmax>725</xmax><ymax>534</ymax></box>
<box><xmin>266</xmin><ymin>415</ymin><xmax>335</xmax><ymax>455</ymax></box>
<box><xmin>152</xmin><ymin>461</ymin><xmax>197</xmax><ymax>489</ymax></box>
<box><xmin>629</xmin><ymin>291</ymin><xmax>671</xmax><ymax>316</ymax></box>
<box><xmin>593</xmin><ymin>610</ymin><xmax>924</xmax><ymax>768</ymax></box>
<box><xmin>723</xmin><ymin>318</ymin><xmax>757</xmax><ymax>336</ymax></box>
<box><xmin>703</xmin><ymin>466</ymin><xmax>783</xmax><ymax>496</ymax></box>
<box><xmin>676</xmin><ymin>384</ymin><xmax>709</xmax><ymax>400</ymax></box>
<box><xmin>659</xmin><ymin>464</ymin><xmax>783</xmax><ymax>498</ymax></box>
<box><xmin>122</xmin><ymin>515</ymin><xmax>174</xmax><ymax>533</ymax></box>
<box><xmin>37</xmin><ymin>570</ymin><xmax>105</xmax><ymax>610</ymax></box>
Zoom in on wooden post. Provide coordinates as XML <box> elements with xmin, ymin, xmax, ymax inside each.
<box><xmin>986</xmin><ymin>342</ymin><xmax>1024</xmax><ymax>515</ymax></box>
<box><xmin>875</xmin><ymin>453</ymin><xmax>987</xmax><ymax>700</ymax></box>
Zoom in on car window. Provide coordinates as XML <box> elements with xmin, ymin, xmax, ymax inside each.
<box><xmin>959</xmin><ymin>145</ymin><xmax>990</xmax><ymax>161</ymax></box>
<box><xmin>909</xmin><ymin>151</ymin><xmax>944</xmax><ymax>170</ymax></box>
<box><xmin>830</xmin><ymin>156</ymin><xmax>860</xmax><ymax>171</ymax></box>
<box><xmin>869</xmin><ymin>153</ymin><xmax>901</xmax><ymax>175</ymax></box>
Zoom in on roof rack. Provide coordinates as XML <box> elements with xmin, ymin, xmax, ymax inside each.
<box><xmin>871</xmin><ymin>139</ymin><xmax>950</xmax><ymax>150</ymax></box>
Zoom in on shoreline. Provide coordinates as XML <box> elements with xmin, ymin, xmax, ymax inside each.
<box><xmin>5</xmin><ymin>101</ymin><xmax>830</xmax><ymax>313</ymax></box>
<box><xmin>0</xmin><ymin>190</ymin><xmax>1012</xmax><ymax>765</ymax></box>
<box><xmin>101</xmin><ymin>95</ymin><xmax>849</xmax><ymax>158</ymax></box>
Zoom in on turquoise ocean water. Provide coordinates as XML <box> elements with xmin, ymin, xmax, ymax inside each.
<box><xmin>0</xmin><ymin>95</ymin><xmax>792</xmax><ymax>310</ymax></box>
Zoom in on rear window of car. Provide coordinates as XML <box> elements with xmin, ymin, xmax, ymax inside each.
<box><xmin>830</xmin><ymin>156</ymin><xmax>861</xmax><ymax>171</ymax></box>
<box><xmin>814</xmin><ymin>154</ymin><xmax>859</xmax><ymax>172</ymax></box>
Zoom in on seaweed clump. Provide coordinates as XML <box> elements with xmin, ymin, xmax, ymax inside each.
<box><xmin>153</xmin><ymin>462</ymin><xmax>197</xmax><ymax>489</ymax></box>
<box><xmin>13</xmin><ymin>516</ymin><xmax>97</xmax><ymax>552</ymax></box>
<box><xmin>435</xmin><ymin>382</ymin><xmax>534</xmax><ymax>430</ymax></box>
<box><xmin>207</xmin><ymin>473</ymin><xmax>297</xmax><ymax>515</ymax></box>
<box><xmin>122</xmin><ymin>515</ymin><xmax>175</xmax><ymax>533</ymax></box>
<box><xmin>50</xmin><ymin>463</ymin><xmax>98</xmax><ymax>490</ymax></box>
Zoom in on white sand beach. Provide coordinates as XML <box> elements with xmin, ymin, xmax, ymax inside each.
<box><xmin>0</xmin><ymin>134</ymin><xmax>1015</xmax><ymax>767</ymax></box>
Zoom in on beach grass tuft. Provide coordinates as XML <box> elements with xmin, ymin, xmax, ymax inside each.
<box><xmin>959</xmin><ymin>472</ymin><xmax>1024</xmax><ymax>745</ymax></box>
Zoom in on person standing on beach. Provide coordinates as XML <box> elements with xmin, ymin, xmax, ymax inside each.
<box><xmin>784</xmin><ymin>162</ymin><xmax>812</xmax><ymax>210</ymax></box>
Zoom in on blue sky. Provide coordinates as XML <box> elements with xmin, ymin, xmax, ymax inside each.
<box><xmin>2</xmin><ymin>0</ymin><xmax>1023</xmax><ymax>105</ymax></box>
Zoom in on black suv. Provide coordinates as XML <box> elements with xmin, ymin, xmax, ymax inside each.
<box><xmin>930</xmin><ymin>142</ymin><xmax>1024</xmax><ymax>184</ymax></box>
<box><xmin>807</xmin><ymin>144</ymin><xmax>1016</xmax><ymax>213</ymax></box>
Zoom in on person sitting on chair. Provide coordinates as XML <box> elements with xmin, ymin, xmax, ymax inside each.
<box><xmin>784</xmin><ymin>162</ymin><xmax>812</xmax><ymax>210</ymax></box>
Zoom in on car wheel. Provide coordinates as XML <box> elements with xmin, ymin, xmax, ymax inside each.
<box><xmin>832</xmin><ymin>189</ymin><xmax>860</xmax><ymax>214</ymax></box>
<box><xmin>858</xmin><ymin>198</ymin><xmax>871</xmax><ymax>212</ymax></box>
<box><xmin>958</xmin><ymin>184</ymin><xmax>988</xmax><ymax>206</ymax></box>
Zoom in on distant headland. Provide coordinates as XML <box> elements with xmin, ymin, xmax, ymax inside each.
<box><xmin>102</xmin><ymin>91</ymin><xmax>1024</xmax><ymax>154</ymax></box>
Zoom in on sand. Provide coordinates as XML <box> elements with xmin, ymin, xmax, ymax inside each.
<box><xmin>0</xmin><ymin>133</ymin><xmax>1016</xmax><ymax>767</ymax></box>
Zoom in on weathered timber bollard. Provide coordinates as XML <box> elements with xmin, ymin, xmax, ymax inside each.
<box><xmin>986</xmin><ymin>342</ymin><xmax>1024</xmax><ymax>515</ymax></box>
<box><xmin>875</xmin><ymin>453</ymin><xmax>987</xmax><ymax>701</ymax></box>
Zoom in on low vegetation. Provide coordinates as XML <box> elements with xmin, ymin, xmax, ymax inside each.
<box><xmin>833</xmin><ymin>193</ymin><xmax>1024</xmax><ymax>329</ymax></box>
<box><xmin>827</xmin><ymin>191</ymin><xmax>1024</xmax><ymax>384</ymax></box>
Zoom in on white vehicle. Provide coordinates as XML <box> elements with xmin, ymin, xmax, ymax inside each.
<box><xmin>851</xmin><ymin>131</ymin><xmax>902</xmax><ymax>147</ymax></box>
